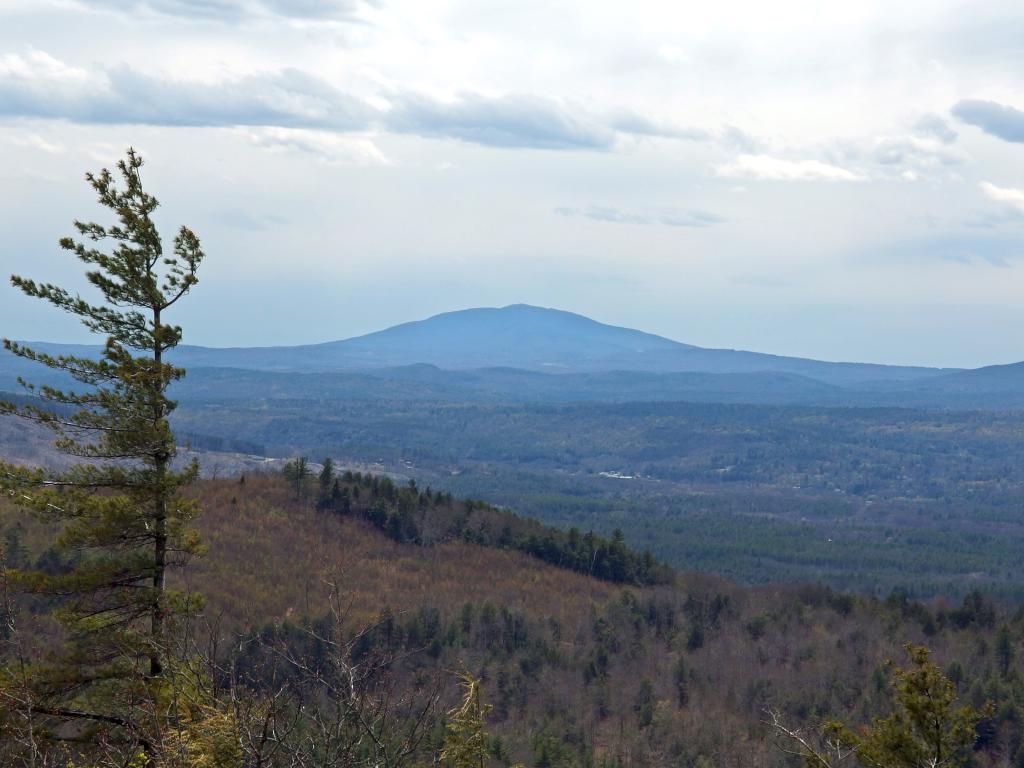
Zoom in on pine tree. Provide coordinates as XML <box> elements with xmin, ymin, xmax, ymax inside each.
<box><xmin>996</xmin><ymin>625</ymin><xmax>1016</xmax><ymax>680</ymax></box>
<box><xmin>0</xmin><ymin>148</ymin><xmax>205</xmax><ymax>754</ymax></box>
<box><xmin>441</xmin><ymin>670</ymin><xmax>492</xmax><ymax>768</ymax></box>
<box><xmin>673</xmin><ymin>657</ymin><xmax>689</xmax><ymax>707</ymax></box>
<box><xmin>2</xmin><ymin>524</ymin><xmax>27</xmax><ymax>570</ymax></box>
<box><xmin>283</xmin><ymin>456</ymin><xmax>311</xmax><ymax>498</ymax></box>
<box><xmin>854</xmin><ymin>645</ymin><xmax>992</xmax><ymax>768</ymax></box>
<box><xmin>318</xmin><ymin>456</ymin><xmax>335</xmax><ymax>495</ymax></box>
<box><xmin>634</xmin><ymin>677</ymin><xmax>655</xmax><ymax>729</ymax></box>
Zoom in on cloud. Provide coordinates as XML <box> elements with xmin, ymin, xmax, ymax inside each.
<box><xmin>952</xmin><ymin>99</ymin><xmax>1024</xmax><ymax>143</ymax></box>
<box><xmin>81</xmin><ymin>0</ymin><xmax>249</xmax><ymax>20</ymax></box>
<box><xmin>870</xmin><ymin>135</ymin><xmax>963</xmax><ymax>168</ymax></box>
<box><xmin>383</xmin><ymin>91</ymin><xmax>715</xmax><ymax>150</ymax></box>
<box><xmin>0</xmin><ymin>51</ymin><xmax>716</xmax><ymax>153</ymax></box>
<box><xmin>555</xmin><ymin>205</ymin><xmax>724</xmax><ymax>228</ymax></box>
<box><xmin>718</xmin><ymin>124</ymin><xmax>763</xmax><ymax>153</ymax></box>
<box><xmin>913</xmin><ymin>114</ymin><xmax>958</xmax><ymax>144</ymax></box>
<box><xmin>76</xmin><ymin>0</ymin><xmax>376</xmax><ymax>22</ymax></box>
<box><xmin>717</xmin><ymin>154</ymin><xmax>864</xmax><ymax>182</ymax></box>
<box><xmin>824</xmin><ymin>123</ymin><xmax>965</xmax><ymax>182</ymax></box>
<box><xmin>606</xmin><ymin>111</ymin><xmax>711</xmax><ymax>141</ymax></box>
<box><xmin>384</xmin><ymin>91</ymin><xmax>618</xmax><ymax>150</ymax></box>
<box><xmin>979</xmin><ymin>181</ymin><xmax>1024</xmax><ymax>213</ymax></box>
<box><xmin>5</xmin><ymin>131</ymin><xmax>65</xmax><ymax>154</ymax></box>
<box><xmin>243</xmin><ymin>126</ymin><xmax>389</xmax><ymax>164</ymax></box>
<box><xmin>0</xmin><ymin>50</ymin><xmax>375</xmax><ymax>130</ymax></box>
<box><xmin>259</xmin><ymin>0</ymin><xmax>378</xmax><ymax>19</ymax></box>
<box><xmin>963</xmin><ymin>182</ymin><xmax>1024</xmax><ymax>229</ymax></box>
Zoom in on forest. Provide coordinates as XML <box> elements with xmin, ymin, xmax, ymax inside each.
<box><xmin>163</xmin><ymin>398</ymin><xmax>1024</xmax><ymax>600</ymax></box>
<box><xmin>5</xmin><ymin>472</ymin><xmax>1024</xmax><ymax>767</ymax></box>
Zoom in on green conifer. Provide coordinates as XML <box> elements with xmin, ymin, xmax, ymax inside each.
<box><xmin>441</xmin><ymin>670</ymin><xmax>492</xmax><ymax>768</ymax></box>
<box><xmin>854</xmin><ymin>645</ymin><xmax>993</xmax><ymax>768</ymax></box>
<box><xmin>0</xmin><ymin>148</ymin><xmax>204</xmax><ymax>753</ymax></box>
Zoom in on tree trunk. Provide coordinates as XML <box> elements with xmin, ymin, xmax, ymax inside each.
<box><xmin>151</xmin><ymin>305</ymin><xmax>167</xmax><ymax>679</ymax></box>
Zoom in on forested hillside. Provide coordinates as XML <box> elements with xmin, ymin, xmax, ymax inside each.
<box><xmin>185</xmin><ymin>477</ymin><xmax>1024</xmax><ymax>768</ymax></box>
<box><xmin>6</xmin><ymin>473</ymin><xmax>1023</xmax><ymax>767</ymax></box>
<box><xmin>184</xmin><ymin>475</ymin><xmax>1024</xmax><ymax>768</ymax></box>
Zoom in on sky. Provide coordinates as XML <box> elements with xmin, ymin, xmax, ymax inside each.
<box><xmin>1</xmin><ymin>1</ymin><xmax>1024</xmax><ymax>367</ymax></box>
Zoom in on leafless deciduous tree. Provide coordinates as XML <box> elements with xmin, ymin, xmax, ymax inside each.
<box><xmin>765</xmin><ymin>708</ymin><xmax>858</xmax><ymax>768</ymax></box>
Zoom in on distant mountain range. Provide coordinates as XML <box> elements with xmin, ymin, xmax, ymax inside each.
<box><xmin>3</xmin><ymin>304</ymin><xmax>1023</xmax><ymax>409</ymax></box>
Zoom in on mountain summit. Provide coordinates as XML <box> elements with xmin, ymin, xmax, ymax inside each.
<box><xmin>328</xmin><ymin>304</ymin><xmax>690</xmax><ymax>370</ymax></box>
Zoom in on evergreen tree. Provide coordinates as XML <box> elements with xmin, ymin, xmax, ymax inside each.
<box><xmin>996</xmin><ymin>625</ymin><xmax>1016</xmax><ymax>680</ymax></box>
<box><xmin>673</xmin><ymin>657</ymin><xmax>689</xmax><ymax>707</ymax></box>
<box><xmin>2</xmin><ymin>525</ymin><xmax>27</xmax><ymax>571</ymax></box>
<box><xmin>0</xmin><ymin>148</ymin><xmax>205</xmax><ymax>753</ymax></box>
<box><xmin>283</xmin><ymin>456</ymin><xmax>311</xmax><ymax>498</ymax></box>
<box><xmin>318</xmin><ymin>456</ymin><xmax>335</xmax><ymax>495</ymax></box>
<box><xmin>634</xmin><ymin>677</ymin><xmax>655</xmax><ymax>729</ymax></box>
<box><xmin>441</xmin><ymin>670</ymin><xmax>492</xmax><ymax>768</ymax></box>
<box><xmin>854</xmin><ymin>645</ymin><xmax>993</xmax><ymax>768</ymax></box>
<box><xmin>773</xmin><ymin>645</ymin><xmax>993</xmax><ymax>768</ymax></box>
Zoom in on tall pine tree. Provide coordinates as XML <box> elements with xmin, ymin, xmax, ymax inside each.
<box><xmin>0</xmin><ymin>148</ymin><xmax>205</xmax><ymax>755</ymax></box>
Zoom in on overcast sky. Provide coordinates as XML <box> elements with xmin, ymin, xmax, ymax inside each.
<box><xmin>2</xmin><ymin>0</ymin><xmax>1024</xmax><ymax>367</ymax></box>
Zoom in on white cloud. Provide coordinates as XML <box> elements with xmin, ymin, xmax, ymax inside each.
<box><xmin>383</xmin><ymin>92</ymin><xmax>713</xmax><ymax>150</ymax></box>
<box><xmin>0</xmin><ymin>48</ymin><xmax>90</xmax><ymax>82</ymax></box>
<box><xmin>383</xmin><ymin>91</ymin><xmax>617</xmax><ymax>150</ymax></box>
<box><xmin>243</xmin><ymin>127</ymin><xmax>389</xmax><ymax>165</ymax></box>
<box><xmin>717</xmin><ymin>154</ymin><xmax>864</xmax><ymax>182</ymax></box>
<box><xmin>871</xmin><ymin>135</ymin><xmax>964</xmax><ymax>168</ymax></box>
<box><xmin>0</xmin><ymin>50</ymin><xmax>376</xmax><ymax>130</ymax></box>
<box><xmin>0</xmin><ymin>50</ymin><xmax>714</xmax><ymax>152</ymax></box>
<box><xmin>980</xmin><ymin>181</ymin><xmax>1024</xmax><ymax>213</ymax></box>
<box><xmin>5</xmin><ymin>131</ymin><xmax>65</xmax><ymax>154</ymax></box>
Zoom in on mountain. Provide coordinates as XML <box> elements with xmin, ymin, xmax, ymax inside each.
<box><xmin>3</xmin><ymin>304</ymin><xmax>959</xmax><ymax>388</ymax></box>
<box><xmin>327</xmin><ymin>303</ymin><xmax>688</xmax><ymax>369</ymax></box>
<box><xmin>298</xmin><ymin>304</ymin><xmax>954</xmax><ymax>385</ymax></box>
<box><xmin>158</xmin><ymin>303</ymin><xmax>698</xmax><ymax>373</ymax></box>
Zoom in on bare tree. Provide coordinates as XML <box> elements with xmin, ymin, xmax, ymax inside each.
<box><xmin>765</xmin><ymin>709</ymin><xmax>858</xmax><ymax>768</ymax></box>
<box><xmin>227</xmin><ymin>580</ymin><xmax>442</xmax><ymax>768</ymax></box>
